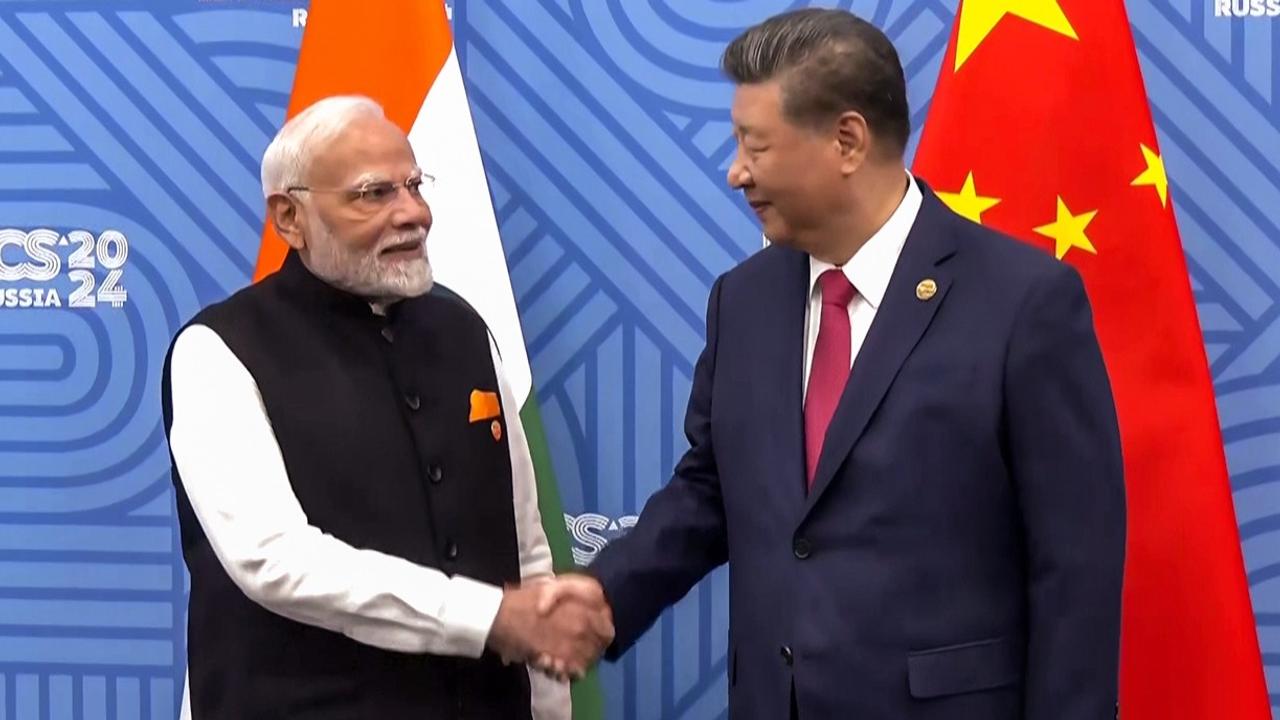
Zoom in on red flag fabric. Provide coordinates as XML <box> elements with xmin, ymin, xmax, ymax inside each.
<box><xmin>912</xmin><ymin>1</ymin><xmax>1269</xmax><ymax>718</ymax></box>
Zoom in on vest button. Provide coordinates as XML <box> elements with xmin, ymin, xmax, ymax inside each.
<box><xmin>793</xmin><ymin>538</ymin><xmax>811</xmax><ymax>559</ymax></box>
<box><xmin>404</xmin><ymin>393</ymin><xmax>420</xmax><ymax>410</ymax></box>
<box><xmin>445</xmin><ymin>542</ymin><xmax>459</xmax><ymax>561</ymax></box>
<box><xmin>428</xmin><ymin>465</ymin><xmax>443</xmax><ymax>483</ymax></box>
<box><xmin>381</xmin><ymin>326</ymin><xmax>394</xmax><ymax>343</ymax></box>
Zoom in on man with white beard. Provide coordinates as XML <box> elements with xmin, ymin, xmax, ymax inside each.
<box><xmin>160</xmin><ymin>96</ymin><xmax>610</xmax><ymax>719</ymax></box>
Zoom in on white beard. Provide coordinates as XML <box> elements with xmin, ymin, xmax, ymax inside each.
<box><xmin>303</xmin><ymin>210</ymin><xmax>433</xmax><ymax>301</ymax></box>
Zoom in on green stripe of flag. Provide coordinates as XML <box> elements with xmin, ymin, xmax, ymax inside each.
<box><xmin>520</xmin><ymin>393</ymin><xmax>606</xmax><ymax>720</ymax></box>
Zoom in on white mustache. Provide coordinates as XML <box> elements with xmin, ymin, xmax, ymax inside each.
<box><xmin>376</xmin><ymin>231</ymin><xmax>427</xmax><ymax>254</ymax></box>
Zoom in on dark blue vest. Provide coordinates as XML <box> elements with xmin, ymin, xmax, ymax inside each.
<box><xmin>162</xmin><ymin>251</ymin><xmax>530</xmax><ymax>719</ymax></box>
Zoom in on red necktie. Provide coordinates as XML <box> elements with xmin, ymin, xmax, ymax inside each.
<box><xmin>804</xmin><ymin>269</ymin><xmax>856</xmax><ymax>489</ymax></box>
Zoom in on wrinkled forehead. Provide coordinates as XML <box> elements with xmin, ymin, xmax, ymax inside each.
<box><xmin>307</xmin><ymin>115</ymin><xmax>420</xmax><ymax>187</ymax></box>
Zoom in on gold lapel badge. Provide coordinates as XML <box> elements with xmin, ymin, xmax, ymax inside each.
<box><xmin>916</xmin><ymin>278</ymin><xmax>938</xmax><ymax>301</ymax></box>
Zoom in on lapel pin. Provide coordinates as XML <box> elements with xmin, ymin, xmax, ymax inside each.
<box><xmin>916</xmin><ymin>279</ymin><xmax>938</xmax><ymax>301</ymax></box>
<box><xmin>491</xmin><ymin>420</ymin><xmax>503</xmax><ymax>442</ymax></box>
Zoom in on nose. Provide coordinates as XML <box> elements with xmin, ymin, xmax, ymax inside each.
<box><xmin>389</xmin><ymin>187</ymin><xmax>432</xmax><ymax>233</ymax></box>
<box><xmin>727</xmin><ymin>150</ymin><xmax>752</xmax><ymax>190</ymax></box>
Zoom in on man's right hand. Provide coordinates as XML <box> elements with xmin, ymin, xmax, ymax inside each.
<box><xmin>487</xmin><ymin>575</ymin><xmax>614</xmax><ymax>680</ymax></box>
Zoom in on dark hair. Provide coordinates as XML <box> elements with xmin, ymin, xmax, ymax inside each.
<box><xmin>722</xmin><ymin>8</ymin><xmax>910</xmax><ymax>155</ymax></box>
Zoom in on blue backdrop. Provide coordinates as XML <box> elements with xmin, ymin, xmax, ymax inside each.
<box><xmin>0</xmin><ymin>1</ymin><xmax>1276</xmax><ymax>718</ymax></box>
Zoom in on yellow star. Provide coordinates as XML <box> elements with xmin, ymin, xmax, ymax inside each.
<box><xmin>936</xmin><ymin>172</ymin><xmax>1002</xmax><ymax>224</ymax></box>
<box><xmin>1034</xmin><ymin>196</ymin><xmax>1098</xmax><ymax>260</ymax></box>
<box><xmin>1131</xmin><ymin>143</ymin><xmax>1169</xmax><ymax>208</ymax></box>
<box><xmin>954</xmin><ymin>0</ymin><xmax>1079</xmax><ymax>71</ymax></box>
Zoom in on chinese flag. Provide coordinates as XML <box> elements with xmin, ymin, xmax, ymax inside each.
<box><xmin>913</xmin><ymin>1</ymin><xmax>1269</xmax><ymax>718</ymax></box>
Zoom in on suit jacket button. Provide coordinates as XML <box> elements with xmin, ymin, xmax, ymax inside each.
<box><xmin>428</xmin><ymin>464</ymin><xmax>443</xmax><ymax>484</ymax></box>
<box><xmin>780</xmin><ymin>645</ymin><xmax>793</xmax><ymax>666</ymax></box>
<box><xmin>445</xmin><ymin>542</ymin><xmax>459</xmax><ymax>561</ymax></box>
<box><xmin>793</xmin><ymin>538</ymin><xmax>811</xmax><ymax>559</ymax></box>
<box><xmin>381</xmin><ymin>326</ymin><xmax>395</xmax><ymax>343</ymax></box>
<box><xmin>404</xmin><ymin>393</ymin><xmax>420</xmax><ymax>410</ymax></box>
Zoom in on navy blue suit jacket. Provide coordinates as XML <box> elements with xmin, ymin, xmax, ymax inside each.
<box><xmin>589</xmin><ymin>181</ymin><xmax>1126</xmax><ymax>720</ymax></box>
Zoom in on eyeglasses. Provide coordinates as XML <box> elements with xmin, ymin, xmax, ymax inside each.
<box><xmin>286</xmin><ymin>173</ymin><xmax>436</xmax><ymax>209</ymax></box>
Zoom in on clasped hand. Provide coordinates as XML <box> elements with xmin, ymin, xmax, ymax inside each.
<box><xmin>488</xmin><ymin>575</ymin><xmax>614</xmax><ymax>681</ymax></box>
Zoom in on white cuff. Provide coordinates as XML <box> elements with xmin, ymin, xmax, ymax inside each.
<box><xmin>440</xmin><ymin>575</ymin><xmax>504</xmax><ymax>658</ymax></box>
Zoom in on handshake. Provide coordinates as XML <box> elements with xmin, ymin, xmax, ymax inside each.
<box><xmin>487</xmin><ymin>574</ymin><xmax>615</xmax><ymax>681</ymax></box>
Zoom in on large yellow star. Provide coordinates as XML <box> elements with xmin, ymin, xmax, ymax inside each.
<box><xmin>954</xmin><ymin>0</ymin><xmax>1079</xmax><ymax>71</ymax></box>
<box><xmin>1131</xmin><ymin>143</ymin><xmax>1169</xmax><ymax>208</ymax></box>
<box><xmin>936</xmin><ymin>171</ymin><xmax>1002</xmax><ymax>224</ymax></box>
<box><xmin>1034</xmin><ymin>196</ymin><xmax>1098</xmax><ymax>260</ymax></box>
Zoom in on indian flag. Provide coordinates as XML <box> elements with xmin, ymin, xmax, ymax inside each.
<box><xmin>181</xmin><ymin>1</ymin><xmax>603</xmax><ymax>717</ymax></box>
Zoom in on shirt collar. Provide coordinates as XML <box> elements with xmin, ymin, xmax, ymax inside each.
<box><xmin>808</xmin><ymin>171</ymin><xmax>923</xmax><ymax>310</ymax></box>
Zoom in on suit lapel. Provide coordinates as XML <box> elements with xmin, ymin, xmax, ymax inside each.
<box><xmin>802</xmin><ymin>186</ymin><xmax>959</xmax><ymax>518</ymax></box>
<box><xmin>763</xmin><ymin>247</ymin><xmax>811</xmax><ymax>509</ymax></box>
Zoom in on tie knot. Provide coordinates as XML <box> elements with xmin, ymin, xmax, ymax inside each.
<box><xmin>818</xmin><ymin>269</ymin><xmax>856</xmax><ymax>307</ymax></box>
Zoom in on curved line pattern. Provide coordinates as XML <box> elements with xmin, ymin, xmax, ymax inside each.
<box><xmin>119</xmin><ymin>12</ymin><xmax>278</xmax><ymax>167</ymax></box>
<box><xmin>606</xmin><ymin>0</ymin><xmax>728</xmax><ymax>81</ymax></box>
<box><xmin>0</xmin><ymin>5</ymin><xmax>300</xmax><ymax>714</ymax></box>
<box><xmin>474</xmin><ymin>0</ymin><xmax>754</xmax><ymax>266</ymax></box>
<box><xmin>653</xmin><ymin>0</ymin><xmax>806</xmax><ymax>35</ymax></box>
<box><xmin>209</xmin><ymin>56</ymin><xmax>296</xmax><ymax>95</ymax></box>
<box><xmin>577</xmin><ymin>0</ymin><xmax>731</xmax><ymax>112</ymax></box>
<box><xmin>0</xmin><ymin>334</ymin><xmax>73</xmax><ymax>381</ymax></box>
<box><xmin>73</xmin><ymin>12</ymin><xmax>263</xmax><ymax>216</ymax></box>
<box><xmin>18</xmin><ymin>13</ymin><xmax>260</xmax><ymax>268</ymax></box>
<box><xmin>173</xmin><ymin>10</ymin><xmax>304</xmax><ymax>48</ymax></box>
<box><xmin>0</xmin><ymin>19</ymin><xmax>252</xmax><ymax>289</ymax></box>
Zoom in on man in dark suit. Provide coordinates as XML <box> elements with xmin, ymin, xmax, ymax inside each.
<box><xmin>538</xmin><ymin>8</ymin><xmax>1125</xmax><ymax>719</ymax></box>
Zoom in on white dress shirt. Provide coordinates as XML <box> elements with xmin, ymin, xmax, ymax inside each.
<box><xmin>802</xmin><ymin>173</ymin><xmax>923</xmax><ymax>398</ymax></box>
<box><xmin>166</xmin><ymin>321</ymin><xmax>570</xmax><ymax>719</ymax></box>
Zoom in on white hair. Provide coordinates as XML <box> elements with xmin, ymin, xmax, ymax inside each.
<box><xmin>260</xmin><ymin>95</ymin><xmax>385</xmax><ymax>199</ymax></box>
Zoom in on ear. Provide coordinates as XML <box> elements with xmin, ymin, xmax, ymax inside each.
<box><xmin>267</xmin><ymin>193</ymin><xmax>307</xmax><ymax>251</ymax></box>
<box><xmin>834</xmin><ymin>110</ymin><xmax>871</xmax><ymax>175</ymax></box>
